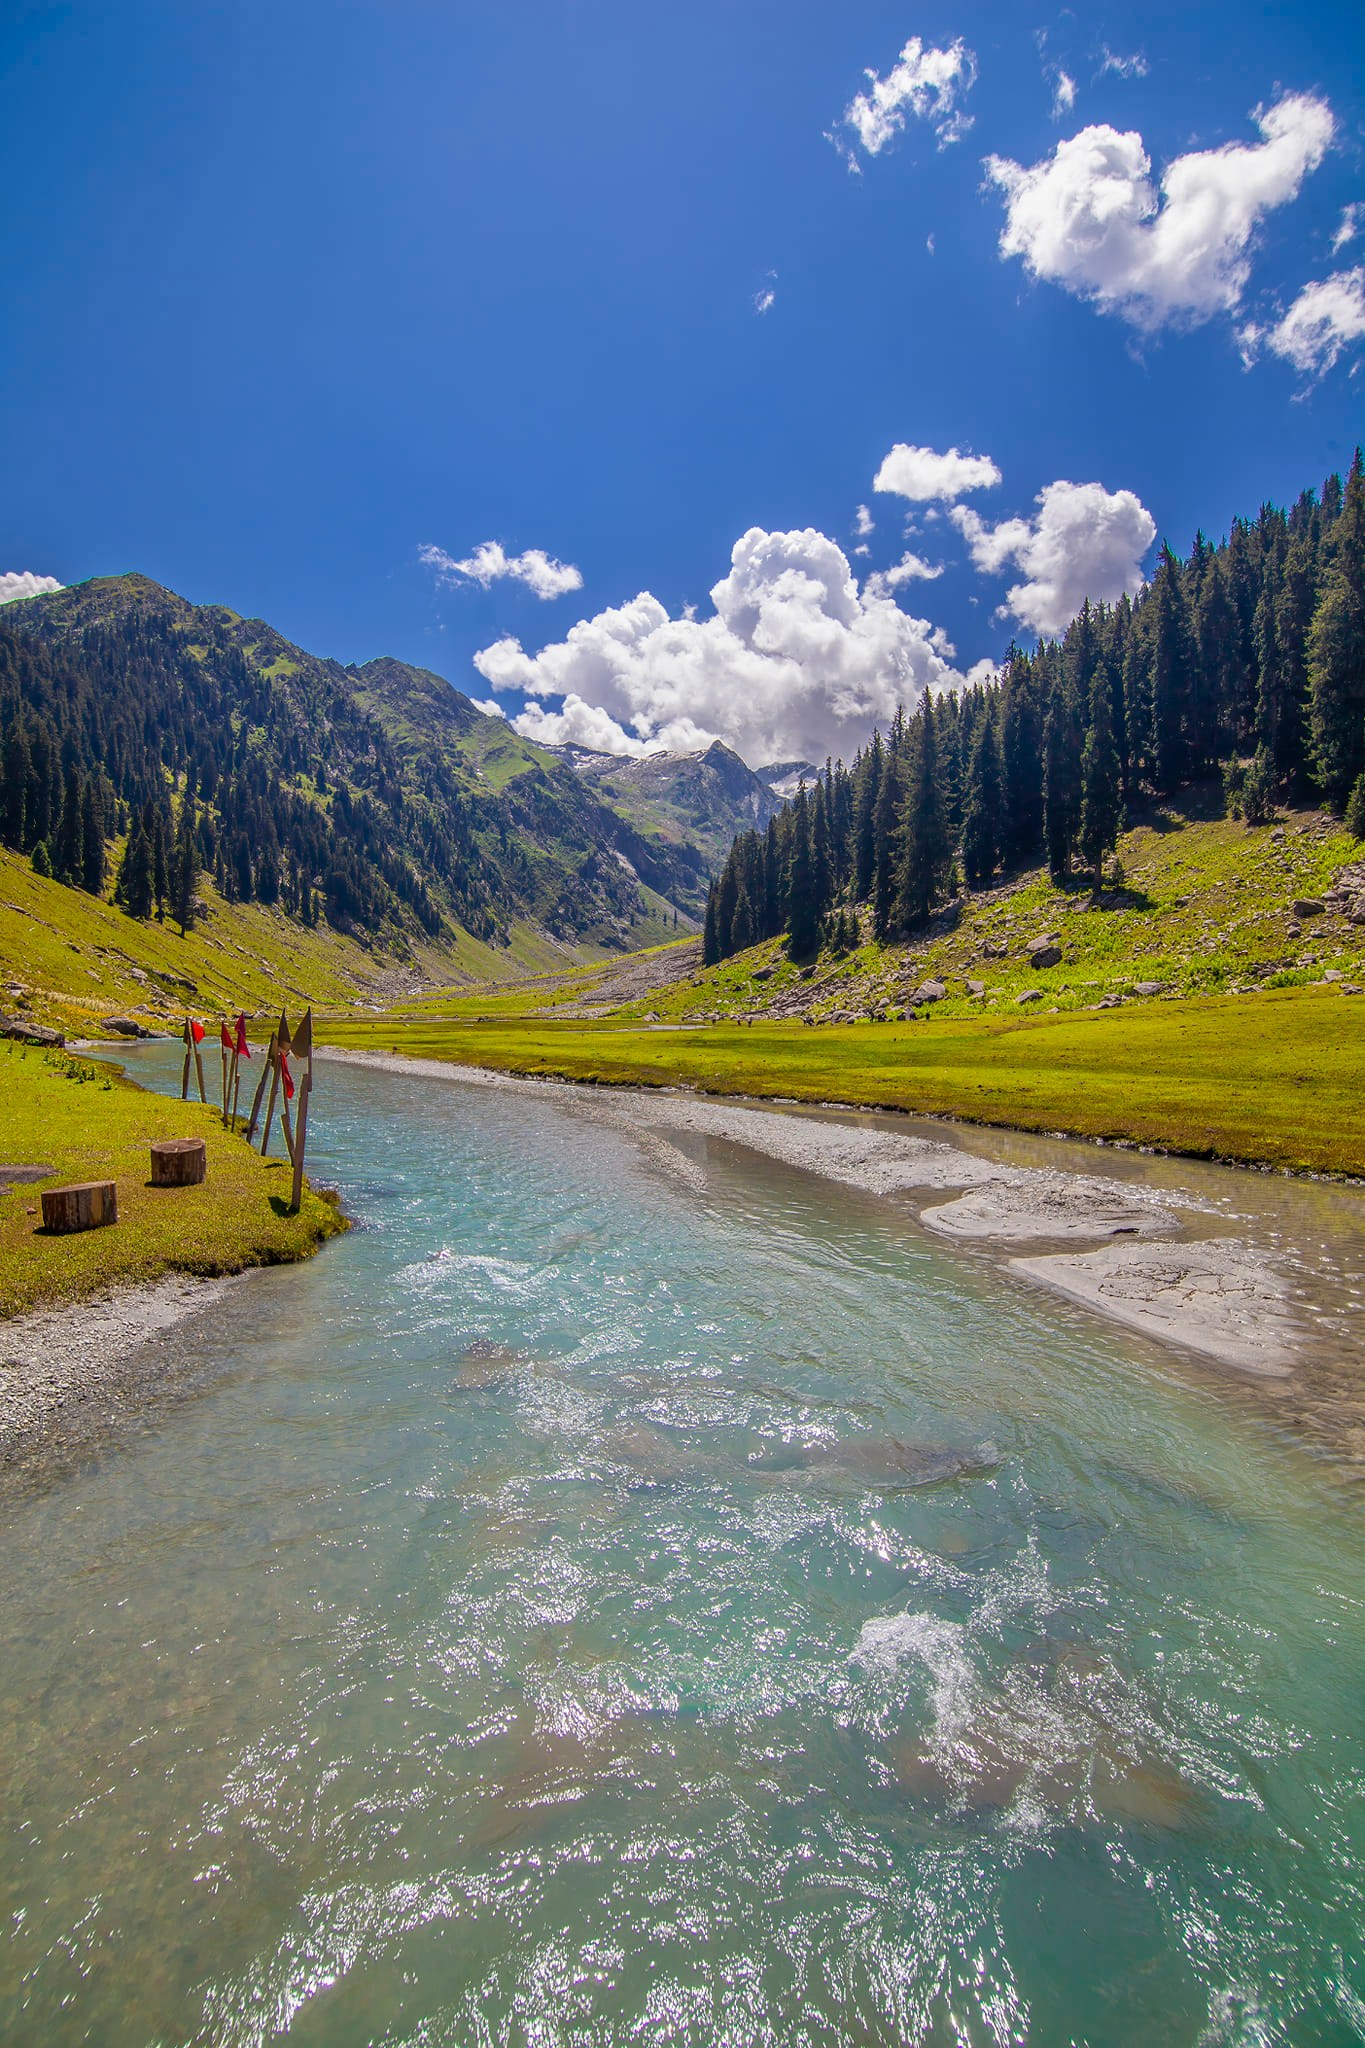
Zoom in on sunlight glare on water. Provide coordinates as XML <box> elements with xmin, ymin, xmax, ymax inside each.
<box><xmin>1</xmin><ymin>1046</ymin><xmax>1363</xmax><ymax>2046</ymax></box>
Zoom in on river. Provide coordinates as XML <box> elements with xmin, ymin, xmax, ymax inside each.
<box><xmin>1</xmin><ymin>1043</ymin><xmax>1362</xmax><ymax>2044</ymax></box>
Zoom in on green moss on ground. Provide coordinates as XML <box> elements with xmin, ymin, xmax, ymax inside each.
<box><xmin>0</xmin><ymin>1041</ymin><xmax>346</xmax><ymax>1317</ymax></box>
<box><xmin>322</xmin><ymin>984</ymin><xmax>1365</xmax><ymax>1178</ymax></box>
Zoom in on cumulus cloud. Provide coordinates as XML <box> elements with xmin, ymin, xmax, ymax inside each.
<box><xmin>1242</xmin><ymin>266</ymin><xmax>1365</xmax><ymax>377</ymax></box>
<box><xmin>864</xmin><ymin>552</ymin><xmax>943</xmax><ymax>598</ymax></box>
<box><xmin>835</xmin><ymin>35</ymin><xmax>977</xmax><ymax>164</ymax></box>
<box><xmin>1097</xmin><ymin>46</ymin><xmax>1148</xmax><ymax>80</ymax></box>
<box><xmin>952</xmin><ymin>480</ymin><xmax>1156</xmax><ymax>638</ymax></box>
<box><xmin>0</xmin><ymin>571</ymin><xmax>62</xmax><ymax>605</ymax></box>
<box><xmin>986</xmin><ymin>91</ymin><xmax>1336</xmax><ymax>330</ymax></box>
<box><xmin>419</xmin><ymin>539</ymin><xmax>582</xmax><ymax>601</ymax></box>
<box><xmin>471</xmin><ymin>697</ymin><xmax>506</xmax><ymax>720</ymax></box>
<box><xmin>1331</xmin><ymin>203</ymin><xmax>1363</xmax><ymax>256</ymax></box>
<box><xmin>873</xmin><ymin>442</ymin><xmax>1003</xmax><ymax>504</ymax></box>
<box><xmin>853</xmin><ymin>503</ymin><xmax>875</xmax><ymax>537</ymax></box>
<box><xmin>474</xmin><ymin>527</ymin><xmax>969</xmax><ymax>764</ymax></box>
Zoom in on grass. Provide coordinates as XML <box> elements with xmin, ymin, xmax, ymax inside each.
<box><xmin>0</xmin><ymin>1040</ymin><xmax>346</xmax><ymax>1317</ymax></box>
<box><xmin>321</xmin><ymin>984</ymin><xmax>1365</xmax><ymax>1177</ymax></box>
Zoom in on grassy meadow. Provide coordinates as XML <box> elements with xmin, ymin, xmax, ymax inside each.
<box><xmin>0</xmin><ymin>1040</ymin><xmax>345</xmax><ymax>1317</ymax></box>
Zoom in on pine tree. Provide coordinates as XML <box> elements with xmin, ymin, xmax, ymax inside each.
<box><xmin>1308</xmin><ymin>449</ymin><xmax>1365</xmax><ymax>804</ymax></box>
<box><xmin>54</xmin><ymin>766</ymin><xmax>82</xmax><ymax>883</ymax></box>
<box><xmin>999</xmin><ymin>650</ymin><xmax>1044</xmax><ymax>867</ymax></box>
<box><xmin>1346</xmin><ymin>769</ymin><xmax>1365</xmax><ymax>841</ymax></box>
<box><xmin>31</xmin><ymin>839</ymin><xmax>52</xmax><ymax>877</ymax></box>
<box><xmin>786</xmin><ymin>784</ymin><xmax>820</xmax><ymax>958</ymax></box>
<box><xmin>960</xmin><ymin>702</ymin><xmax>1002</xmax><ymax>890</ymax></box>
<box><xmin>1043</xmin><ymin>655</ymin><xmax>1082</xmax><ymax>882</ymax></box>
<box><xmin>895</xmin><ymin>698</ymin><xmax>949</xmax><ymax>928</ymax></box>
<box><xmin>870</xmin><ymin>731</ymin><xmax>903</xmax><ymax>938</ymax></box>
<box><xmin>171</xmin><ymin>795</ymin><xmax>201</xmax><ymax>933</ymax></box>
<box><xmin>115</xmin><ymin>817</ymin><xmax>155</xmax><ymax>918</ymax></box>
<box><xmin>80</xmin><ymin>779</ymin><xmax>106</xmax><ymax>894</ymax></box>
<box><xmin>852</xmin><ymin>733</ymin><xmax>883</xmax><ymax>902</ymax></box>
<box><xmin>1146</xmin><ymin>544</ymin><xmax>1193</xmax><ymax>788</ymax></box>
<box><xmin>1078</xmin><ymin>663</ymin><xmax>1122</xmax><ymax>889</ymax></box>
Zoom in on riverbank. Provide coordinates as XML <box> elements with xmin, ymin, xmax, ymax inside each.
<box><xmin>0</xmin><ymin>1039</ymin><xmax>346</xmax><ymax>1462</ymax></box>
<box><xmin>321</xmin><ymin>984</ymin><xmax>1365</xmax><ymax>1178</ymax></box>
<box><xmin>318</xmin><ymin>1047</ymin><xmax>1365</xmax><ymax>1462</ymax></box>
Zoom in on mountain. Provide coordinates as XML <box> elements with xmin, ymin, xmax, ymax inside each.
<box><xmin>564</xmin><ymin>739</ymin><xmax>783</xmax><ymax>873</ymax></box>
<box><xmin>755</xmin><ymin>760</ymin><xmax>820</xmax><ymax>800</ymax></box>
<box><xmin>0</xmin><ymin>574</ymin><xmax>707</xmax><ymax>966</ymax></box>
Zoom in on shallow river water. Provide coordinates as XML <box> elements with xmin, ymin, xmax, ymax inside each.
<box><xmin>1</xmin><ymin>1046</ymin><xmax>1363</xmax><ymax>2045</ymax></box>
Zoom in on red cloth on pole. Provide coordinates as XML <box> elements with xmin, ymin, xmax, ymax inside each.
<box><xmin>280</xmin><ymin>1051</ymin><xmax>295</xmax><ymax>1100</ymax></box>
<box><xmin>234</xmin><ymin>1014</ymin><xmax>251</xmax><ymax>1058</ymax></box>
<box><xmin>189</xmin><ymin>1018</ymin><xmax>205</xmax><ymax>1044</ymax></box>
<box><xmin>220</xmin><ymin>1021</ymin><xmax>234</xmax><ymax>1049</ymax></box>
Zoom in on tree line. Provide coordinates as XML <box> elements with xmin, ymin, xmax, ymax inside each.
<box><xmin>704</xmin><ymin>451</ymin><xmax>1365</xmax><ymax>967</ymax></box>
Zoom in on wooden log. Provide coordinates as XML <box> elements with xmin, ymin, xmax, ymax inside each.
<box><xmin>150</xmin><ymin>1138</ymin><xmax>207</xmax><ymax>1187</ymax></box>
<box><xmin>40</xmin><ymin>1180</ymin><xmax>118</xmax><ymax>1233</ymax></box>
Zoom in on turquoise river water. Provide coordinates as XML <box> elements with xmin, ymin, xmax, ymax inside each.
<box><xmin>1</xmin><ymin>1043</ymin><xmax>1363</xmax><ymax>2045</ymax></box>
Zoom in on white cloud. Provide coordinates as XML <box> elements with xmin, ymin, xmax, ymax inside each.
<box><xmin>853</xmin><ymin>503</ymin><xmax>874</xmax><ymax>537</ymax></box>
<box><xmin>835</xmin><ymin>35</ymin><xmax>977</xmax><ymax>163</ymax></box>
<box><xmin>986</xmin><ymin>92</ymin><xmax>1336</xmax><ymax>330</ymax></box>
<box><xmin>1097</xmin><ymin>46</ymin><xmax>1148</xmax><ymax>80</ymax></box>
<box><xmin>471</xmin><ymin>697</ymin><xmax>506</xmax><ymax>720</ymax></box>
<box><xmin>0</xmin><ymin>571</ymin><xmax>62</xmax><ymax>605</ymax></box>
<box><xmin>1331</xmin><ymin>203</ymin><xmax>1363</xmax><ymax>255</ymax></box>
<box><xmin>753</xmin><ymin>286</ymin><xmax>776</xmax><ymax>314</ymax></box>
<box><xmin>1050</xmin><ymin>70</ymin><xmax>1077</xmax><ymax>121</ymax></box>
<box><xmin>475</xmin><ymin>527</ymin><xmax>970</xmax><ymax>765</ymax></box>
<box><xmin>873</xmin><ymin>441</ymin><xmax>1002</xmax><ymax>503</ymax></box>
<box><xmin>1242</xmin><ymin>266</ymin><xmax>1365</xmax><ymax>377</ymax></box>
<box><xmin>419</xmin><ymin>539</ymin><xmax>582</xmax><ymax>601</ymax></box>
<box><xmin>864</xmin><ymin>552</ymin><xmax>943</xmax><ymax>598</ymax></box>
<box><xmin>952</xmin><ymin>479</ymin><xmax>1156</xmax><ymax>638</ymax></box>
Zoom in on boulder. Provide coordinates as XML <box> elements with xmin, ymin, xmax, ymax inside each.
<box><xmin>982</xmin><ymin>939</ymin><xmax>1009</xmax><ymax>958</ymax></box>
<box><xmin>102</xmin><ymin>1015</ymin><xmax>151</xmax><ymax>1038</ymax></box>
<box><xmin>753</xmin><ymin>965</ymin><xmax>775</xmax><ymax>981</ymax></box>
<box><xmin>1132</xmin><ymin>981</ymin><xmax>1167</xmax><ymax>997</ymax></box>
<box><xmin>0</xmin><ymin>1015</ymin><xmax>64</xmax><ymax>1048</ymax></box>
<box><xmin>965</xmin><ymin>978</ymin><xmax>985</xmax><ymax>998</ymax></box>
<box><xmin>914</xmin><ymin>979</ymin><xmax>947</xmax><ymax>1003</ymax></box>
<box><xmin>1323</xmin><ymin>968</ymin><xmax>1342</xmax><ymax>983</ymax></box>
<box><xmin>1025</xmin><ymin>933</ymin><xmax>1061</xmax><ymax>954</ymax></box>
<box><xmin>1016</xmin><ymin>989</ymin><xmax>1043</xmax><ymax>1005</ymax></box>
<box><xmin>1026</xmin><ymin>945</ymin><xmax>1063</xmax><ymax>970</ymax></box>
<box><xmin>1293</xmin><ymin>899</ymin><xmax>1325</xmax><ymax>918</ymax></box>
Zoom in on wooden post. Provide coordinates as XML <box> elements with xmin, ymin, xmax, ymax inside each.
<box><xmin>180</xmin><ymin>1018</ymin><xmax>192</xmax><ymax>1101</ymax></box>
<box><xmin>192</xmin><ymin>1029</ymin><xmax>207</xmax><ymax>1104</ymax></box>
<box><xmin>219</xmin><ymin>1023</ymin><xmax>232</xmax><ymax>1128</ymax></box>
<box><xmin>289</xmin><ymin>1009</ymin><xmax>313</xmax><ymax>1211</ymax></box>
<box><xmin>150</xmin><ymin>1138</ymin><xmax>207</xmax><ymax>1186</ymax></box>
<box><xmin>259</xmin><ymin>1010</ymin><xmax>291</xmax><ymax>1158</ymax></box>
<box><xmin>245</xmin><ymin>1032</ymin><xmax>274</xmax><ymax>1143</ymax></box>
<box><xmin>41</xmin><ymin>1181</ymin><xmax>118</xmax><ymax>1232</ymax></box>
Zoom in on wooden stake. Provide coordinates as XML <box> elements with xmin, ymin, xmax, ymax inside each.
<box><xmin>245</xmin><ymin>1033</ymin><xmax>275</xmax><ymax>1143</ymax></box>
<box><xmin>192</xmin><ymin>1037</ymin><xmax>207</xmax><ymax>1104</ymax></box>
<box><xmin>220</xmin><ymin>1034</ymin><xmax>230</xmax><ymax>1127</ymax></box>
<box><xmin>289</xmin><ymin>1074</ymin><xmax>310</xmax><ymax>1211</ymax></box>
<box><xmin>258</xmin><ymin>1011</ymin><xmax>292</xmax><ymax>1158</ymax></box>
<box><xmin>180</xmin><ymin>1019</ymin><xmax>192</xmax><ymax>1101</ymax></box>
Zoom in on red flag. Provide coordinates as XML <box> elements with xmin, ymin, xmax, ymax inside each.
<box><xmin>280</xmin><ymin>1050</ymin><xmax>295</xmax><ymax>1101</ymax></box>
<box><xmin>234</xmin><ymin>1014</ymin><xmax>251</xmax><ymax>1059</ymax></box>
<box><xmin>220</xmin><ymin>1021</ymin><xmax>234</xmax><ymax>1050</ymax></box>
<box><xmin>189</xmin><ymin>1017</ymin><xmax>206</xmax><ymax>1044</ymax></box>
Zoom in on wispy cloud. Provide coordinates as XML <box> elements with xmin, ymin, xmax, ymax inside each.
<box><xmin>1097</xmin><ymin>46</ymin><xmax>1149</xmax><ymax>80</ymax></box>
<box><xmin>753</xmin><ymin>271</ymin><xmax>777</xmax><ymax>315</ymax></box>
<box><xmin>1049</xmin><ymin>69</ymin><xmax>1077</xmax><ymax>120</ymax></box>
<box><xmin>1332</xmin><ymin>203</ymin><xmax>1363</xmax><ymax>256</ymax></box>
<box><xmin>832</xmin><ymin>34</ymin><xmax>977</xmax><ymax>168</ymax></box>
<box><xmin>1240</xmin><ymin>267</ymin><xmax>1365</xmax><ymax>378</ymax></box>
<box><xmin>419</xmin><ymin>540</ymin><xmax>583</xmax><ymax>601</ymax></box>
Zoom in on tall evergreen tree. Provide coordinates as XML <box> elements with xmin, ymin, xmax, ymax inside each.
<box><xmin>960</xmin><ymin>701</ymin><xmax>1002</xmax><ymax>890</ymax></box>
<box><xmin>171</xmin><ymin>795</ymin><xmax>201</xmax><ymax>933</ymax></box>
<box><xmin>1308</xmin><ymin>449</ymin><xmax>1365</xmax><ymax>804</ymax></box>
<box><xmin>786</xmin><ymin>783</ymin><xmax>820</xmax><ymax>958</ymax></box>
<box><xmin>894</xmin><ymin>698</ymin><xmax>949</xmax><ymax>928</ymax></box>
<box><xmin>1078</xmin><ymin>663</ymin><xmax>1122</xmax><ymax>889</ymax></box>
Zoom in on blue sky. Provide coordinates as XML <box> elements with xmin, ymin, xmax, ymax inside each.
<box><xmin>2</xmin><ymin>1</ymin><xmax>1362</xmax><ymax>765</ymax></box>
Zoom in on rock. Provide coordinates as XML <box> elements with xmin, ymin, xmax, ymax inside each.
<box><xmin>1026</xmin><ymin>945</ymin><xmax>1063</xmax><ymax>970</ymax></box>
<box><xmin>0</xmin><ymin>1015</ymin><xmax>64</xmax><ymax>1048</ymax></box>
<box><xmin>1293</xmin><ymin>899</ymin><xmax>1325</xmax><ymax>918</ymax></box>
<box><xmin>101</xmin><ymin>1015</ymin><xmax>151</xmax><ymax>1038</ymax></box>
<box><xmin>1132</xmin><ymin>981</ymin><xmax>1166</xmax><ymax>998</ymax></box>
<box><xmin>1342</xmin><ymin>984</ymin><xmax>1363</xmax><ymax>996</ymax></box>
<box><xmin>753</xmin><ymin>965</ymin><xmax>775</xmax><ymax>981</ymax></box>
<box><xmin>1025</xmin><ymin>933</ymin><xmax>1062</xmax><ymax>954</ymax></box>
<box><xmin>982</xmin><ymin>939</ymin><xmax>1009</xmax><ymax>958</ymax></box>
<box><xmin>1016</xmin><ymin>989</ymin><xmax>1043</xmax><ymax>1005</ymax></box>
<box><xmin>965</xmin><ymin>979</ymin><xmax>985</xmax><ymax>998</ymax></box>
<box><xmin>914</xmin><ymin>979</ymin><xmax>947</xmax><ymax>1003</ymax></box>
<box><xmin>1285</xmin><ymin>923</ymin><xmax>1302</xmax><ymax>938</ymax></box>
<box><xmin>1097</xmin><ymin>992</ymin><xmax>1125</xmax><ymax>1008</ymax></box>
<box><xmin>1323</xmin><ymin>968</ymin><xmax>1342</xmax><ymax>982</ymax></box>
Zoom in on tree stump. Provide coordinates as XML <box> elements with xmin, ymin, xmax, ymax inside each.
<box><xmin>150</xmin><ymin>1138</ymin><xmax>207</xmax><ymax>1187</ymax></box>
<box><xmin>40</xmin><ymin>1181</ymin><xmax>118</xmax><ymax>1233</ymax></box>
